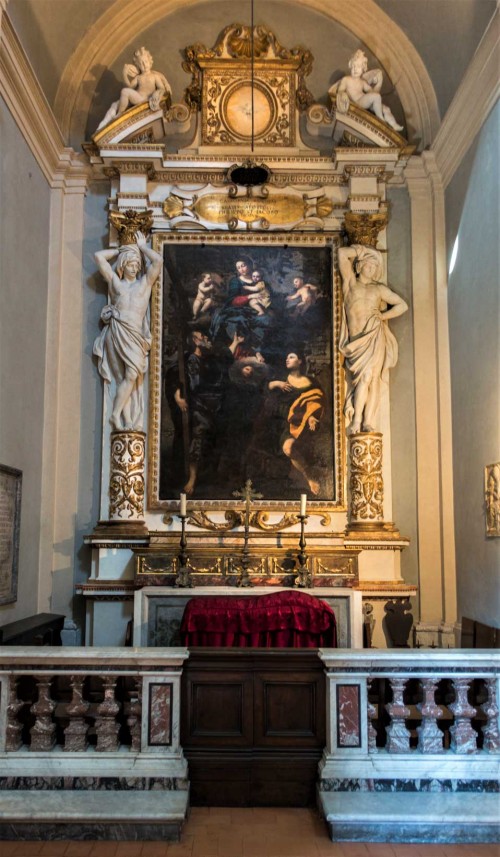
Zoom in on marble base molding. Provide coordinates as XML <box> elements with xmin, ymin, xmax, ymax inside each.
<box><xmin>320</xmin><ymin>791</ymin><xmax>500</xmax><ymax>843</ymax></box>
<box><xmin>0</xmin><ymin>790</ymin><xmax>188</xmax><ymax>841</ymax></box>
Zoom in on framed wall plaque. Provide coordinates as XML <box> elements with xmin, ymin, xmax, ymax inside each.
<box><xmin>0</xmin><ymin>464</ymin><xmax>22</xmax><ymax>605</ymax></box>
<box><xmin>148</xmin><ymin>233</ymin><xmax>345</xmax><ymax>512</ymax></box>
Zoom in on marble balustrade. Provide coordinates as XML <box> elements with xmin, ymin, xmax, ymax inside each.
<box><xmin>0</xmin><ymin>647</ymin><xmax>189</xmax><ymax>791</ymax></box>
<box><xmin>318</xmin><ymin>649</ymin><xmax>500</xmax><ymax>792</ymax></box>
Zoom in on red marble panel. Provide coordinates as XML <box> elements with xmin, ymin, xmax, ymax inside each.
<box><xmin>148</xmin><ymin>682</ymin><xmax>172</xmax><ymax>746</ymax></box>
<box><xmin>336</xmin><ymin>684</ymin><xmax>361</xmax><ymax>748</ymax></box>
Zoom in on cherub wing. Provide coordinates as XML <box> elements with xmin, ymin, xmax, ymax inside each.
<box><xmin>363</xmin><ymin>68</ymin><xmax>383</xmax><ymax>92</ymax></box>
<box><xmin>122</xmin><ymin>62</ymin><xmax>140</xmax><ymax>86</ymax></box>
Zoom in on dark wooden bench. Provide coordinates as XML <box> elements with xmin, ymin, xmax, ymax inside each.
<box><xmin>0</xmin><ymin>613</ymin><xmax>65</xmax><ymax>646</ymax></box>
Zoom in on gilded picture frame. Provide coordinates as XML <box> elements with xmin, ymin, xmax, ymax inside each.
<box><xmin>0</xmin><ymin>463</ymin><xmax>22</xmax><ymax>605</ymax></box>
<box><xmin>148</xmin><ymin>233</ymin><xmax>345</xmax><ymax>512</ymax></box>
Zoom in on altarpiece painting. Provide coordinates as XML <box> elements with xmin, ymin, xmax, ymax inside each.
<box><xmin>148</xmin><ymin>235</ymin><xmax>343</xmax><ymax>508</ymax></box>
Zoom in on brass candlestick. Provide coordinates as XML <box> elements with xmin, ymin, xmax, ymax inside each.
<box><xmin>175</xmin><ymin>510</ymin><xmax>193</xmax><ymax>588</ymax></box>
<box><xmin>294</xmin><ymin>513</ymin><xmax>312</xmax><ymax>587</ymax></box>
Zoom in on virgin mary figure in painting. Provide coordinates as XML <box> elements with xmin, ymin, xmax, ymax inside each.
<box><xmin>210</xmin><ymin>255</ymin><xmax>274</xmax><ymax>352</ymax></box>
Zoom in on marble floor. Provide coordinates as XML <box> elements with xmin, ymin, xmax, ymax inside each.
<box><xmin>0</xmin><ymin>808</ymin><xmax>498</xmax><ymax>857</ymax></box>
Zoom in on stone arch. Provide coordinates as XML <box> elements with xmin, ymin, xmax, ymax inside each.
<box><xmin>55</xmin><ymin>0</ymin><xmax>440</xmax><ymax>148</ymax></box>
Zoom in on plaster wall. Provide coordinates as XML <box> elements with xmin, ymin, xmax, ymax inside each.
<box><xmin>0</xmin><ymin>96</ymin><xmax>51</xmax><ymax>623</ymax></box>
<box><xmin>387</xmin><ymin>188</ymin><xmax>418</xmax><ymax>590</ymax></box>
<box><xmin>7</xmin><ymin>0</ymin><xmax>114</xmax><ymax>108</ymax></box>
<box><xmin>447</xmin><ymin>103</ymin><xmax>500</xmax><ymax>629</ymax></box>
<box><xmin>376</xmin><ymin>0</ymin><xmax>496</xmax><ymax>117</ymax></box>
<box><xmin>69</xmin><ymin>183</ymin><xmax>108</xmax><ymax>630</ymax></box>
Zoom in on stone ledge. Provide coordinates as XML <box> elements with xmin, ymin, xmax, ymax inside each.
<box><xmin>319</xmin><ymin>791</ymin><xmax>500</xmax><ymax>843</ymax></box>
<box><xmin>0</xmin><ymin>790</ymin><xmax>189</xmax><ymax>841</ymax></box>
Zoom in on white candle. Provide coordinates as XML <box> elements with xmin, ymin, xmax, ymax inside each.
<box><xmin>300</xmin><ymin>494</ymin><xmax>307</xmax><ymax>517</ymax></box>
<box><xmin>180</xmin><ymin>493</ymin><xmax>187</xmax><ymax>517</ymax></box>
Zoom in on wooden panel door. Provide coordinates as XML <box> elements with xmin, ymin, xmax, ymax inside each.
<box><xmin>181</xmin><ymin>649</ymin><xmax>326</xmax><ymax>806</ymax></box>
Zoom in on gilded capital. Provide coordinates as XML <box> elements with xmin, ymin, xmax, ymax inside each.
<box><xmin>344</xmin><ymin>210</ymin><xmax>388</xmax><ymax>248</ymax></box>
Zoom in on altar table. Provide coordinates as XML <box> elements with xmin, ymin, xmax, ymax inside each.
<box><xmin>180</xmin><ymin>589</ymin><xmax>337</xmax><ymax>648</ymax></box>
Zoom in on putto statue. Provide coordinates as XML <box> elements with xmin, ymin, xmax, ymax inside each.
<box><xmin>338</xmin><ymin>244</ymin><xmax>408</xmax><ymax>434</ymax></box>
<box><xmin>93</xmin><ymin>232</ymin><xmax>162</xmax><ymax>431</ymax></box>
<box><xmin>97</xmin><ymin>47</ymin><xmax>172</xmax><ymax>131</ymax></box>
<box><xmin>329</xmin><ymin>49</ymin><xmax>403</xmax><ymax>132</ymax></box>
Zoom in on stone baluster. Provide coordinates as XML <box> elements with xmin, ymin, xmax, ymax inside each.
<box><xmin>30</xmin><ymin>676</ymin><xmax>56</xmax><ymax>751</ymax></box>
<box><xmin>63</xmin><ymin>674</ymin><xmax>90</xmax><ymax>752</ymax></box>
<box><xmin>385</xmin><ymin>678</ymin><xmax>411</xmax><ymax>752</ymax></box>
<box><xmin>6</xmin><ymin>676</ymin><xmax>24</xmax><ymax>751</ymax></box>
<box><xmin>481</xmin><ymin>678</ymin><xmax>500</xmax><ymax>752</ymax></box>
<box><xmin>416</xmin><ymin>678</ymin><xmax>444</xmax><ymax>752</ymax></box>
<box><xmin>95</xmin><ymin>675</ymin><xmax>120</xmax><ymax>751</ymax></box>
<box><xmin>127</xmin><ymin>677</ymin><xmax>142</xmax><ymax>752</ymax></box>
<box><xmin>367</xmin><ymin>698</ymin><xmax>377</xmax><ymax>752</ymax></box>
<box><xmin>449</xmin><ymin>678</ymin><xmax>477</xmax><ymax>754</ymax></box>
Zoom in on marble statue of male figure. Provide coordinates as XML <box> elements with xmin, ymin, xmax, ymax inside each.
<box><xmin>93</xmin><ymin>231</ymin><xmax>162</xmax><ymax>431</ymax></box>
<box><xmin>338</xmin><ymin>244</ymin><xmax>408</xmax><ymax>434</ymax></box>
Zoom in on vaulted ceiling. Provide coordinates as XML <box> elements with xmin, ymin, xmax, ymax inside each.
<box><xmin>6</xmin><ymin>0</ymin><xmax>496</xmax><ymax>149</ymax></box>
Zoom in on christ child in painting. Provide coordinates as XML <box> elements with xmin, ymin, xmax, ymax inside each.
<box><xmin>286</xmin><ymin>277</ymin><xmax>319</xmax><ymax>316</ymax></box>
<box><xmin>241</xmin><ymin>270</ymin><xmax>272</xmax><ymax>316</ymax></box>
<box><xmin>192</xmin><ymin>272</ymin><xmax>216</xmax><ymax>319</ymax></box>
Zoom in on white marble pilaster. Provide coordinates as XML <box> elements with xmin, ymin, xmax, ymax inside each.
<box><xmin>405</xmin><ymin>156</ymin><xmax>457</xmax><ymax>634</ymax></box>
<box><xmin>38</xmin><ymin>171</ymin><xmax>90</xmax><ymax>618</ymax></box>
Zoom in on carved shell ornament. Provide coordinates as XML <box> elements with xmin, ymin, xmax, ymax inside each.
<box><xmin>227</xmin><ymin>25</ymin><xmax>270</xmax><ymax>58</ymax></box>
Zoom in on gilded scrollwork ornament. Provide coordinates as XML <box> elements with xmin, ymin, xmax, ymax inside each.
<box><xmin>109</xmin><ymin>431</ymin><xmax>146</xmax><ymax>520</ymax></box>
<box><xmin>348</xmin><ymin>431</ymin><xmax>384</xmax><ymax>528</ymax></box>
<box><xmin>183</xmin><ymin>508</ymin><xmax>330</xmax><ymax>533</ymax></box>
<box><xmin>485</xmin><ymin>462</ymin><xmax>500</xmax><ymax>537</ymax></box>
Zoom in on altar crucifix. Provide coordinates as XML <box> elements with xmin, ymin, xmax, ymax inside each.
<box><xmin>233</xmin><ymin>480</ymin><xmax>263</xmax><ymax>586</ymax></box>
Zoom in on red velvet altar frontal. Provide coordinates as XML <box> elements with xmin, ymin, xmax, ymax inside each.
<box><xmin>180</xmin><ymin>590</ymin><xmax>337</xmax><ymax>648</ymax></box>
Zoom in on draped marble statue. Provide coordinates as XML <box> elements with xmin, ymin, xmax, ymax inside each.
<box><xmin>93</xmin><ymin>232</ymin><xmax>162</xmax><ymax>431</ymax></box>
<box><xmin>329</xmin><ymin>50</ymin><xmax>403</xmax><ymax>132</ymax></box>
<box><xmin>338</xmin><ymin>244</ymin><xmax>408</xmax><ymax>434</ymax></box>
